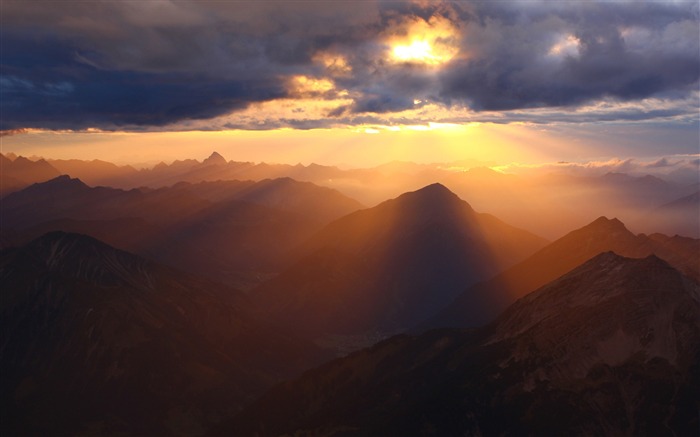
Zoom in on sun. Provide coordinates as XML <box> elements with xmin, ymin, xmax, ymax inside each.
<box><xmin>387</xmin><ymin>16</ymin><xmax>460</xmax><ymax>66</ymax></box>
<box><xmin>392</xmin><ymin>40</ymin><xmax>437</xmax><ymax>64</ymax></box>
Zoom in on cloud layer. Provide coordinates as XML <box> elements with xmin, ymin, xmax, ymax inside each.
<box><xmin>1</xmin><ymin>0</ymin><xmax>698</xmax><ymax>132</ymax></box>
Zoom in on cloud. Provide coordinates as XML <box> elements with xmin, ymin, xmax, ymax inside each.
<box><xmin>1</xmin><ymin>0</ymin><xmax>698</xmax><ymax>132</ymax></box>
<box><xmin>0</xmin><ymin>128</ymin><xmax>29</xmax><ymax>137</ymax></box>
<box><xmin>496</xmin><ymin>155</ymin><xmax>700</xmax><ymax>185</ymax></box>
<box><xmin>437</xmin><ymin>3</ymin><xmax>699</xmax><ymax>110</ymax></box>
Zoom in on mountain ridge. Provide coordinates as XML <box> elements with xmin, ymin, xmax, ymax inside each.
<box><xmin>423</xmin><ymin>215</ymin><xmax>699</xmax><ymax>330</ymax></box>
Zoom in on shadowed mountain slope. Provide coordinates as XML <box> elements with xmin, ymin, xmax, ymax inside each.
<box><xmin>252</xmin><ymin>183</ymin><xmax>547</xmax><ymax>340</ymax></box>
<box><xmin>0</xmin><ymin>232</ymin><xmax>329</xmax><ymax>436</ymax></box>
<box><xmin>214</xmin><ymin>253</ymin><xmax>700</xmax><ymax>436</ymax></box>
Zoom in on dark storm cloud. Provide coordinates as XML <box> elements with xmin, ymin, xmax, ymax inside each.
<box><xmin>1</xmin><ymin>0</ymin><xmax>698</xmax><ymax>131</ymax></box>
<box><xmin>0</xmin><ymin>33</ymin><xmax>286</xmax><ymax>130</ymax></box>
<box><xmin>437</xmin><ymin>2</ymin><xmax>699</xmax><ymax>111</ymax></box>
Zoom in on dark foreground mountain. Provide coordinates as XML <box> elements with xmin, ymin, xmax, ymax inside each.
<box><xmin>0</xmin><ymin>232</ymin><xmax>328</xmax><ymax>436</ymax></box>
<box><xmin>425</xmin><ymin>216</ymin><xmax>700</xmax><ymax>329</ymax></box>
<box><xmin>215</xmin><ymin>253</ymin><xmax>700</xmax><ymax>436</ymax></box>
<box><xmin>253</xmin><ymin>183</ymin><xmax>547</xmax><ymax>343</ymax></box>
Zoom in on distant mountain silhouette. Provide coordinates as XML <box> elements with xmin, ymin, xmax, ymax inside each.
<box><xmin>171</xmin><ymin>178</ymin><xmax>364</xmax><ymax>223</ymax></box>
<box><xmin>252</xmin><ymin>183</ymin><xmax>547</xmax><ymax>342</ymax></box>
<box><xmin>0</xmin><ymin>175</ymin><xmax>207</xmax><ymax>229</ymax></box>
<box><xmin>110</xmin><ymin>151</ymin><xmax>353</xmax><ymax>189</ymax></box>
<box><xmin>47</xmin><ymin>158</ymin><xmax>138</xmax><ymax>187</ymax></box>
<box><xmin>202</xmin><ymin>151</ymin><xmax>228</xmax><ymax>166</ymax></box>
<box><xmin>0</xmin><ymin>154</ymin><xmax>61</xmax><ymax>196</ymax></box>
<box><xmin>643</xmin><ymin>190</ymin><xmax>700</xmax><ymax>238</ymax></box>
<box><xmin>0</xmin><ymin>232</ymin><xmax>329</xmax><ymax>435</ymax></box>
<box><xmin>425</xmin><ymin>216</ymin><xmax>700</xmax><ymax>329</ymax></box>
<box><xmin>215</xmin><ymin>253</ymin><xmax>700</xmax><ymax>436</ymax></box>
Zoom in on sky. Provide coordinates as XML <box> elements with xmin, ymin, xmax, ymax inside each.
<box><xmin>1</xmin><ymin>0</ymin><xmax>699</xmax><ymax>167</ymax></box>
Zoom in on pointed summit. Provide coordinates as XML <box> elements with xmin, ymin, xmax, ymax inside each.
<box><xmin>394</xmin><ymin>183</ymin><xmax>471</xmax><ymax>212</ymax></box>
<box><xmin>584</xmin><ymin>216</ymin><xmax>628</xmax><ymax>232</ymax></box>
<box><xmin>203</xmin><ymin>151</ymin><xmax>227</xmax><ymax>165</ymax></box>
<box><xmin>22</xmin><ymin>175</ymin><xmax>90</xmax><ymax>193</ymax></box>
<box><xmin>410</xmin><ymin>182</ymin><xmax>454</xmax><ymax>195</ymax></box>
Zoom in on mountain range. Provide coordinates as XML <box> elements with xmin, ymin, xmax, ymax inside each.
<box><xmin>1</xmin><ymin>154</ymin><xmax>699</xmax><ymax>436</ymax></box>
<box><xmin>2</xmin><ymin>152</ymin><xmax>697</xmax><ymax>239</ymax></box>
<box><xmin>214</xmin><ymin>252</ymin><xmax>700</xmax><ymax>436</ymax></box>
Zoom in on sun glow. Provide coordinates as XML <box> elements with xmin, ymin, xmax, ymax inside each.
<box><xmin>388</xmin><ymin>16</ymin><xmax>460</xmax><ymax>66</ymax></box>
<box><xmin>393</xmin><ymin>40</ymin><xmax>438</xmax><ymax>63</ymax></box>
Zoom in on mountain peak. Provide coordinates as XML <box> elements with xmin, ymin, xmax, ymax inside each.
<box><xmin>32</xmin><ymin>175</ymin><xmax>89</xmax><ymax>189</ymax></box>
<box><xmin>395</xmin><ymin>183</ymin><xmax>471</xmax><ymax>212</ymax></box>
<box><xmin>492</xmin><ymin>250</ymin><xmax>694</xmax><ymax>344</ymax></box>
<box><xmin>203</xmin><ymin>151</ymin><xmax>227</xmax><ymax>165</ymax></box>
<box><xmin>408</xmin><ymin>183</ymin><xmax>459</xmax><ymax>199</ymax></box>
<box><xmin>584</xmin><ymin>216</ymin><xmax>628</xmax><ymax>232</ymax></box>
<box><xmin>418</xmin><ymin>182</ymin><xmax>451</xmax><ymax>193</ymax></box>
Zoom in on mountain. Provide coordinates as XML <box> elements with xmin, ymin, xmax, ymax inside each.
<box><xmin>0</xmin><ymin>232</ymin><xmax>329</xmax><ymax>436</ymax></box>
<box><xmin>138</xmin><ymin>198</ymin><xmax>320</xmax><ymax>289</ymax></box>
<box><xmin>215</xmin><ymin>253</ymin><xmax>700</xmax><ymax>436</ymax></box>
<box><xmin>202</xmin><ymin>151</ymin><xmax>227</xmax><ymax>166</ymax></box>
<box><xmin>252</xmin><ymin>183</ymin><xmax>547</xmax><ymax>343</ymax></box>
<box><xmin>644</xmin><ymin>191</ymin><xmax>700</xmax><ymax>238</ymax></box>
<box><xmin>0</xmin><ymin>154</ymin><xmax>61</xmax><ymax>196</ymax></box>
<box><xmin>425</xmin><ymin>216</ymin><xmax>700</xmax><ymax>329</ymax></box>
<box><xmin>47</xmin><ymin>158</ymin><xmax>138</xmax><ymax>187</ymax></box>
<box><xmin>0</xmin><ymin>175</ymin><xmax>209</xmax><ymax>230</ymax></box>
<box><xmin>115</xmin><ymin>151</ymin><xmax>349</xmax><ymax>189</ymax></box>
<box><xmin>1</xmin><ymin>176</ymin><xmax>360</xmax><ymax>288</ymax></box>
<box><xmin>171</xmin><ymin>178</ymin><xmax>364</xmax><ymax>223</ymax></box>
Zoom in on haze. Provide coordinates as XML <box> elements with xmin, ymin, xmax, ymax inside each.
<box><xmin>1</xmin><ymin>1</ymin><xmax>699</xmax><ymax>436</ymax></box>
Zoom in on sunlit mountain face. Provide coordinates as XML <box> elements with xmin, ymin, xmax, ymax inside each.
<box><xmin>1</xmin><ymin>1</ymin><xmax>699</xmax><ymax>436</ymax></box>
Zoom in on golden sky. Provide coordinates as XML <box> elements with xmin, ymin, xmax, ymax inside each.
<box><xmin>1</xmin><ymin>1</ymin><xmax>698</xmax><ymax>166</ymax></box>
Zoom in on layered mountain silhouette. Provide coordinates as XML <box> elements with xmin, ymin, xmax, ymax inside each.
<box><xmin>2</xmin><ymin>176</ymin><xmax>362</xmax><ymax>288</ymax></box>
<box><xmin>0</xmin><ymin>232</ymin><xmax>329</xmax><ymax>435</ymax></box>
<box><xmin>425</xmin><ymin>216</ymin><xmax>700</xmax><ymax>329</ymax></box>
<box><xmin>215</xmin><ymin>253</ymin><xmax>700</xmax><ymax>436</ymax></box>
<box><xmin>46</xmin><ymin>158</ymin><xmax>139</xmax><ymax>187</ymax></box>
<box><xmin>3</xmin><ymin>152</ymin><xmax>696</xmax><ymax>240</ymax></box>
<box><xmin>0</xmin><ymin>154</ymin><xmax>61</xmax><ymax>196</ymax></box>
<box><xmin>114</xmin><ymin>151</ymin><xmax>352</xmax><ymax>190</ymax></box>
<box><xmin>169</xmin><ymin>177</ymin><xmax>364</xmax><ymax>223</ymax></box>
<box><xmin>252</xmin><ymin>183</ymin><xmax>547</xmax><ymax>340</ymax></box>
